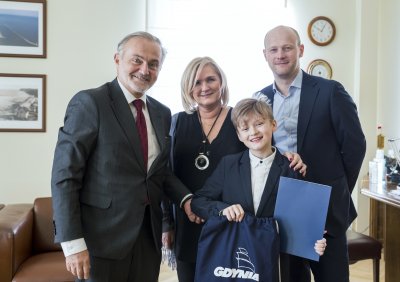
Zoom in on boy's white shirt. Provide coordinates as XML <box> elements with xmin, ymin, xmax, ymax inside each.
<box><xmin>249</xmin><ymin>147</ymin><xmax>276</xmax><ymax>214</ymax></box>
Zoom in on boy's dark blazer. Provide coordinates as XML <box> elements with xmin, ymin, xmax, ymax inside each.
<box><xmin>191</xmin><ymin>149</ymin><xmax>297</xmax><ymax>219</ymax></box>
<box><xmin>257</xmin><ymin>71</ymin><xmax>366</xmax><ymax>236</ymax></box>
<box><xmin>51</xmin><ymin>78</ymin><xmax>190</xmax><ymax>260</ymax></box>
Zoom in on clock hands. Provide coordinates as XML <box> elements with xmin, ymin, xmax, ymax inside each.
<box><xmin>321</xmin><ymin>22</ymin><xmax>327</xmax><ymax>32</ymax></box>
<box><xmin>317</xmin><ymin>22</ymin><xmax>328</xmax><ymax>34</ymax></box>
<box><xmin>315</xmin><ymin>22</ymin><xmax>327</xmax><ymax>33</ymax></box>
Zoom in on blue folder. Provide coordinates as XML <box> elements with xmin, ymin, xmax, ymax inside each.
<box><xmin>273</xmin><ymin>176</ymin><xmax>331</xmax><ymax>261</ymax></box>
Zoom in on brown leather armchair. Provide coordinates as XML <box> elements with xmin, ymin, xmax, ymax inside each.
<box><xmin>0</xmin><ymin>197</ymin><xmax>74</xmax><ymax>282</ymax></box>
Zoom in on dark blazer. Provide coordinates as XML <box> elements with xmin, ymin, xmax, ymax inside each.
<box><xmin>257</xmin><ymin>71</ymin><xmax>366</xmax><ymax>236</ymax></box>
<box><xmin>191</xmin><ymin>149</ymin><xmax>298</xmax><ymax>219</ymax></box>
<box><xmin>51</xmin><ymin>78</ymin><xmax>190</xmax><ymax>259</ymax></box>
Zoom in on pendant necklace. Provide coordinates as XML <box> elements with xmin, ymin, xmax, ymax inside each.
<box><xmin>195</xmin><ymin>107</ymin><xmax>223</xmax><ymax>170</ymax></box>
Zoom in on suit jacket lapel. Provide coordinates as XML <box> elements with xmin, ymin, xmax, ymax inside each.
<box><xmin>146</xmin><ymin>96</ymin><xmax>166</xmax><ymax>175</ymax></box>
<box><xmin>297</xmin><ymin>71</ymin><xmax>319</xmax><ymax>152</ymax></box>
<box><xmin>260</xmin><ymin>86</ymin><xmax>276</xmax><ymax>146</ymax></box>
<box><xmin>239</xmin><ymin>151</ymin><xmax>255</xmax><ymax>214</ymax></box>
<box><xmin>261</xmin><ymin>74</ymin><xmax>319</xmax><ymax>153</ymax></box>
<box><xmin>260</xmin><ymin>85</ymin><xmax>275</xmax><ymax>104</ymax></box>
<box><xmin>146</xmin><ymin>97</ymin><xmax>164</xmax><ymax>151</ymax></box>
<box><xmin>107</xmin><ymin>79</ymin><xmax>145</xmax><ymax>170</ymax></box>
<box><xmin>256</xmin><ymin>152</ymin><xmax>283</xmax><ymax>217</ymax></box>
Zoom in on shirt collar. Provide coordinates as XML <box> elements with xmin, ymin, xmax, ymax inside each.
<box><xmin>249</xmin><ymin>147</ymin><xmax>276</xmax><ymax>168</ymax></box>
<box><xmin>117</xmin><ymin>78</ymin><xmax>147</xmax><ymax>107</ymax></box>
<box><xmin>272</xmin><ymin>69</ymin><xmax>303</xmax><ymax>94</ymax></box>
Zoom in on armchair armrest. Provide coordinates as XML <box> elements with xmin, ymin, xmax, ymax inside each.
<box><xmin>0</xmin><ymin>204</ymin><xmax>34</xmax><ymax>282</ymax></box>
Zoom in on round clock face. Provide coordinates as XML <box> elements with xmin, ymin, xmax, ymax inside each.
<box><xmin>308</xmin><ymin>16</ymin><xmax>336</xmax><ymax>46</ymax></box>
<box><xmin>307</xmin><ymin>59</ymin><xmax>332</xmax><ymax>79</ymax></box>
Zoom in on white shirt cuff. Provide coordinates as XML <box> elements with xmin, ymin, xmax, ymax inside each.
<box><xmin>61</xmin><ymin>238</ymin><xmax>87</xmax><ymax>257</ymax></box>
<box><xmin>180</xmin><ymin>194</ymin><xmax>193</xmax><ymax>208</ymax></box>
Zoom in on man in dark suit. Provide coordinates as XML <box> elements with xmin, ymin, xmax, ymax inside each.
<box><xmin>51</xmin><ymin>32</ymin><xmax>198</xmax><ymax>282</ymax></box>
<box><xmin>254</xmin><ymin>26</ymin><xmax>366</xmax><ymax>282</ymax></box>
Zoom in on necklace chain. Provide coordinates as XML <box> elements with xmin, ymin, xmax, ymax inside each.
<box><xmin>194</xmin><ymin>107</ymin><xmax>222</xmax><ymax>170</ymax></box>
<box><xmin>197</xmin><ymin>107</ymin><xmax>223</xmax><ymax>144</ymax></box>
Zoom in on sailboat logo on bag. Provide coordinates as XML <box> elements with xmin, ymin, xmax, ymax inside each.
<box><xmin>213</xmin><ymin>247</ymin><xmax>259</xmax><ymax>281</ymax></box>
<box><xmin>236</xmin><ymin>248</ymin><xmax>255</xmax><ymax>272</ymax></box>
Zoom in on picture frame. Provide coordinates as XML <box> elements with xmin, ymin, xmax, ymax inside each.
<box><xmin>0</xmin><ymin>0</ymin><xmax>46</xmax><ymax>58</ymax></box>
<box><xmin>0</xmin><ymin>73</ymin><xmax>46</xmax><ymax>132</ymax></box>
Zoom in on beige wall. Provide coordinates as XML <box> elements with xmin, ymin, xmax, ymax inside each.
<box><xmin>0</xmin><ymin>0</ymin><xmax>398</xmax><ymax>233</ymax></box>
<box><xmin>378</xmin><ymin>0</ymin><xmax>400</xmax><ymax>141</ymax></box>
<box><xmin>353</xmin><ymin>0</ymin><xmax>380</xmax><ymax>232</ymax></box>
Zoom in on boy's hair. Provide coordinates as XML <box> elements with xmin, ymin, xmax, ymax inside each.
<box><xmin>231</xmin><ymin>97</ymin><xmax>274</xmax><ymax>129</ymax></box>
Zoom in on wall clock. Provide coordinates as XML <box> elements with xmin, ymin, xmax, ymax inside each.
<box><xmin>307</xmin><ymin>59</ymin><xmax>332</xmax><ymax>79</ymax></box>
<box><xmin>308</xmin><ymin>16</ymin><xmax>336</xmax><ymax>46</ymax></box>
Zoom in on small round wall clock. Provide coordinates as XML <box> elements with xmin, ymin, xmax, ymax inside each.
<box><xmin>307</xmin><ymin>59</ymin><xmax>333</xmax><ymax>79</ymax></box>
<box><xmin>308</xmin><ymin>16</ymin><xmax>336</xmax><ymax>46</ymax></box>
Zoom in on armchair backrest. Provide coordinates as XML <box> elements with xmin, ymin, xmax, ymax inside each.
<box><xmin>32</xmin><ymin>197</ymin><xmax>62</xmax><ymax>253</ymax></box>
<box><xmin>0</xmin><ymin>203</ymin><xmax>34</xmax><ymax>282</ymax></box>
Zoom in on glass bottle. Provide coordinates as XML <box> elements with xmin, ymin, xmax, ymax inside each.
<box><xmin>377</xmin><ymin>125</ymin><xmax>385</xmax><ymax>149</ymax></box>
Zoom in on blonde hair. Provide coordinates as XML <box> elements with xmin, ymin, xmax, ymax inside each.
<box><xmin>231</xmin><ymin>97</ymin><xmax>274</xmax><ymax>129</ymax></box>
<box><xmin>180</xmin><ymin>57</ymin><xmax>229</xmax><ymax>113</ymax></box>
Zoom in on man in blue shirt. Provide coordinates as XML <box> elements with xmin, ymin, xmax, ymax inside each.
<box><xmin>255</xmin><ymin>25</ymin><xmax>366</xmax><ymax>282</ymax></box>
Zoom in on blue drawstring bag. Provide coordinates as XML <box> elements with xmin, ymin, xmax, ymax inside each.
<box><xmin>195</xmin><ymin>214</ymin><xmax>280</xmax><ymax>282</ymax></box>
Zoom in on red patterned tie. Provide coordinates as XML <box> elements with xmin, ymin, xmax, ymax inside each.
<box><xmin>133</xmin><ymin>99</ymin><xmax>148</xmax><ymax>169</ymax></box>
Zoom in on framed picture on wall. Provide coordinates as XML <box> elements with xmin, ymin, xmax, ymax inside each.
<box><xmin>0</xmin><ymin>73</ymin><xmax>46</xmax><ymax>132</ymax></box>
<box><xmin>0</xmin><ymin>0</ymin><xmax>47</xmax><ymax>58</ymax></box>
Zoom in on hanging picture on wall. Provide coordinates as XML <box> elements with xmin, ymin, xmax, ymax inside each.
<box><xmin>0</xmin><ymin>73</ymin><xmax>46</xmax><ymax>132</ymax></box>
<box><xmin>0</xmin><ymin>0</ymin><xmax>46</xmax><ymax>58</ymax></box>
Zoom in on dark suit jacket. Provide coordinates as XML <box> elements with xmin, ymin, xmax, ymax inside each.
<box><xmin>51</xmin><ymin>78</ymin><xmax>190</xmax><ymax>259</ymax></box>
<box><xmin>191</xmin><ymin>149</ymin><xmax>298</xmax><ymax>219</ymax></box>
<box><xmin>257</xmin><ymin>71</ymin><xmax>366</xmax><ymax>236</ymax></box>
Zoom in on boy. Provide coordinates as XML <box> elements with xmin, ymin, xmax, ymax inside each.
<box><xmin>191</xmin><ymin>97</ymin><xmax>326</xmax><ymax>282</ymax></box>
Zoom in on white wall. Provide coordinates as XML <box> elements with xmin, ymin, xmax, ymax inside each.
<box><xmin>288</xmin><ymin>0</ymin><xmax>357</xmax><ymax>95</ymax></box>
<box><xmin>353</xmin><ymin>0</ymin><xmax>380</xmax><ymax>232</ymax></box>
<box><xmin>146</xmin><ymin>0</ymin><xmax>294</xmax><ymax>114</ymax></box>
<box><xmin>0</xmin><ymin>0</ymin><xmax>146</xmax><ymax>203</ymax></box>
<box><xmin>379</xmin><ymin>0</ymin><xmax>400</xmax><ymax>141</ymax></box>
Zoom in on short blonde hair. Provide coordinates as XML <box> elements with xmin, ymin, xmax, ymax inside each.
<box><xmin>231</xmin><ymin>97</ymin><xmax>274</xmax><ymax>129</ymax></box>
<box><xmin>180</xmin><ymin>57</ymin><xmax>229</xmax><ymax>113</ymax></box>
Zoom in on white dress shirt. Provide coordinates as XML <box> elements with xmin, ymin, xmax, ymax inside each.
<box><xmin>119</xmin><ymin>79</ymin><xmax>160</xmax><ymax>171</ymax></box>
<box><xmin>272</xmin><ymin>70</ymin><xmax>302</xmax><ymax>154</ymax></box>
<box><xmin>249</xmin><ymin>148</ymin><xmax>276</xmax><ymax>214</ymax></box>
